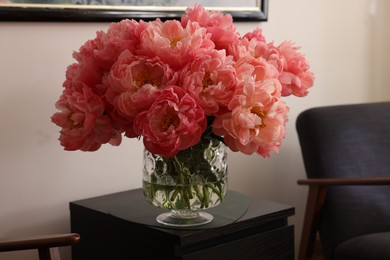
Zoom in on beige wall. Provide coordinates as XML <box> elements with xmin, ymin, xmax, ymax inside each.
<box><xmin>0</xmin><ymin>0</ymin><xmax>389</xmax><ymax>259</ymax></box>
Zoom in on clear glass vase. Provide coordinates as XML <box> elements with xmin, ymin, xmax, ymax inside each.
<box><xmin>142</xmin><ymin>138</ymin><xmax>228</xmax><ymax>227</ymax></box>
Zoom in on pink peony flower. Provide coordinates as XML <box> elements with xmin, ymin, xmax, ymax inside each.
<box><xmin>106</xmin><ymin>50</ymin><xmax>177</xmax><ymax>119</ymax></box>
<box><xmin>233</xmin><ymin>37</ymin><xmax>270</xmax><ymax>60</ymax></box>
<box><xmin>234</xmin><ymin>55</ymin><xmax>280</xmax><ymax>83</ymax></box>
<box><xmin>276</xmin><ymin>41</ymin><xmax>315</xmax><ymax>97</ymax></box>
<box><xmin>51</xmin><ymin>86</ymin><xmax>118</xmax><ymax>151</ymax></box>
<box><xmin>213</xmin><ymin>78</ymin><xmax>289</xmax><ymax>157</ymax></box>
<box><xmin>133</xmin><ymin>86</ymin><xmax>207</xmax><ymax>158</ymax></box>
<box><xmin>138</xmin><ymin>19</ymin><xmax>214</xmax><ymax>70</ymax></box>
<box><xmin>230</xmin><ymin>38</ymin><xmax>280</xmax><ymax>85</ymax></box>
<box><xmin>243</xmin><ymin>28</ymin><xmax>266</xmax><ymax>43</ymax></box>
<box><xmin>69</xmin><ymin>42</ymin><xmax>104</xmax><ymax>91</ymax></box>
<box><xmin>181</xmin><ymin>4</ymin><xmax>240</xmax><ymax>50</ymax></box>
<box><xmin>92</xmin><ymin>19</ymin><xmax>145</xmax><ymax>71</ymax></box>
<box><xmin>180</xmin><ymin>49</ymin><xmax>238</xmax><ymax>115</ymax></box>
<box><xmin>52</xmin><ymin>4</ymin><xmax>314</xmax><ymax>159</ymax></box>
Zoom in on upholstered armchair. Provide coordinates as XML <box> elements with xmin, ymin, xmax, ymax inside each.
<box><xmin>296</xmin><ymin>101</ymin><xmax>390</xmax><ymax>260</ymax></box>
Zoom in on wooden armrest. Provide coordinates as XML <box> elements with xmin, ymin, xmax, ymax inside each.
<box><xmin>298</xmin><ymin>176</ymin><xmax>390</xmax><ymax>260</ymax></box>
<box><xmin>0</xmin><ymin>233</ymin><xmax>80</xmax><ymax>252</ymax></box>
<box><xmin>298</xmin><ymin>177</ymin><xmax>390</xmax><ymax>186</ymax></box>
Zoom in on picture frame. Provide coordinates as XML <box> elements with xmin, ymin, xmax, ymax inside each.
<box><xmin>0</xmin><ymin>0</ymin><xmax>268</xmax><ymax>22</ymax></box>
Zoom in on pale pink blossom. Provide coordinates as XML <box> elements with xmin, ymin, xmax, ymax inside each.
<box><xmin>234</xmin><ymin>55</ymin><xmax>280</xmax><ymax>83</ymax></box>
<box><xmin>235</xmin><ymin>37</ymin><xmax>270</xmax><ymax>60</ymax></box>
<box><xmin>213</xmin><ymin>78</ymin><xmax>289</xmax><ymax>157</ymax></box>
<box><xmin>138</xmin><ymin>19</ymin><xmax>214</xmax><ymax>70</ymax></box>
<box><xmin>133</xmin><ymin>86</ymin><xmax>207</xmax><ymax>158</ymax></box>
<box><xmin>243</xmin><ymin>28</ymin><xmax>266</xmax><ymax>43</ymax></box>
<box><xmin>230</xmin><ymin>38</ymin><xmax>280</xmax><ymax>83</ymax></box>
<box><xmin>181</xmin><ymin>4</ymin><xmax>239</xmax><ymax>50</ymax></box>
<box><xmin>180</xmin><ymin>49</ymin><xmax>238</xmax><ymax>115</ymax></box>
<box><xmin>276</xmin><ymin>41</ymin><xmax>315</xmax><ymax>96</ymax></box>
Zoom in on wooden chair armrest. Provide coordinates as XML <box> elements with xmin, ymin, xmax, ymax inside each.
<box><xmin>297</xmin><ymin>176</ymin><xmax>390</xmax><ymax>260</ymax></box>
<box><xmin>297</xmin><ymin>177</ymin><xmax>390</xmax><ymax>260</ymax></box>
<box><xmin>298</xmin><ymin>177</ymin><xmax>390</xmax><ymax>186</ymax></box>
<box><xmin>0</xmin><ymin>233</ymin><xmax>80</xmax><ymax>252</ymax></box>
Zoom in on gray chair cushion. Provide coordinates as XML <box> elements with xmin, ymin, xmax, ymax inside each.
<box><xmin>334</xmin><ymin>231</ymin><xmax>390</xmax><ymax>260</ymax></box>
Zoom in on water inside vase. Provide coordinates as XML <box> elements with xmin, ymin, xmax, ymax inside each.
<box><xmin>142</xmin><ymin>138</ymin><xmax>228</xmax><ymax>213</ymax></box>
<box><xmin>143</xmin><ymin>179</ymin><xmax>228</xmax><ymax>211</ymax></box>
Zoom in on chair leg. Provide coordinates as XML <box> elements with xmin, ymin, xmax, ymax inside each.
<box><xmin>38</xmin><ymin>247</ymin><xmax>61</xmax><ymax>260</ymax></box>
<box><xmin>298</xmin><ymin>185</ymin><xmax>327</xmax><ymax>260</ymax></box>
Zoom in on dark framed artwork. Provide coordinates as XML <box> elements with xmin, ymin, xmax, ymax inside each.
<box><xmin>0</xmin><ymin>0</ymin><xmax>268</xmax><ymax>22</ymax></box>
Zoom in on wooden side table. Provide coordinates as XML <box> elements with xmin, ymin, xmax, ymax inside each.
<box><xmin>70</xmin><ymin>188</ymin><xmax>295</xmax><ymax>260</ymax></box>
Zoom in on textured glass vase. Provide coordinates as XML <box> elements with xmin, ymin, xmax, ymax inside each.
<box><xmin>142</xmin><ymin>138</ymin><xmax>228</xmax><ymax>227</ymax></box>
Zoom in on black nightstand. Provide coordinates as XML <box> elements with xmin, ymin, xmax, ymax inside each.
<box><xmin>70</xmin><ymin>188</ymin><xmax>294</xmax><ymax>260</ymax></box>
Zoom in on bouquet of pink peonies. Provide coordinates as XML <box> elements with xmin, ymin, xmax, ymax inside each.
<box><xmin>51</xmin><ymin>4</ymin><xmax>314</xmax><ymax>159</ymax></box>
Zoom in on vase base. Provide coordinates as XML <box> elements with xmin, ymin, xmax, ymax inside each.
<box><xmin>156</xmin><ymin>211</ymin><xmax>213</xmax><ymax>227</ymax></box>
